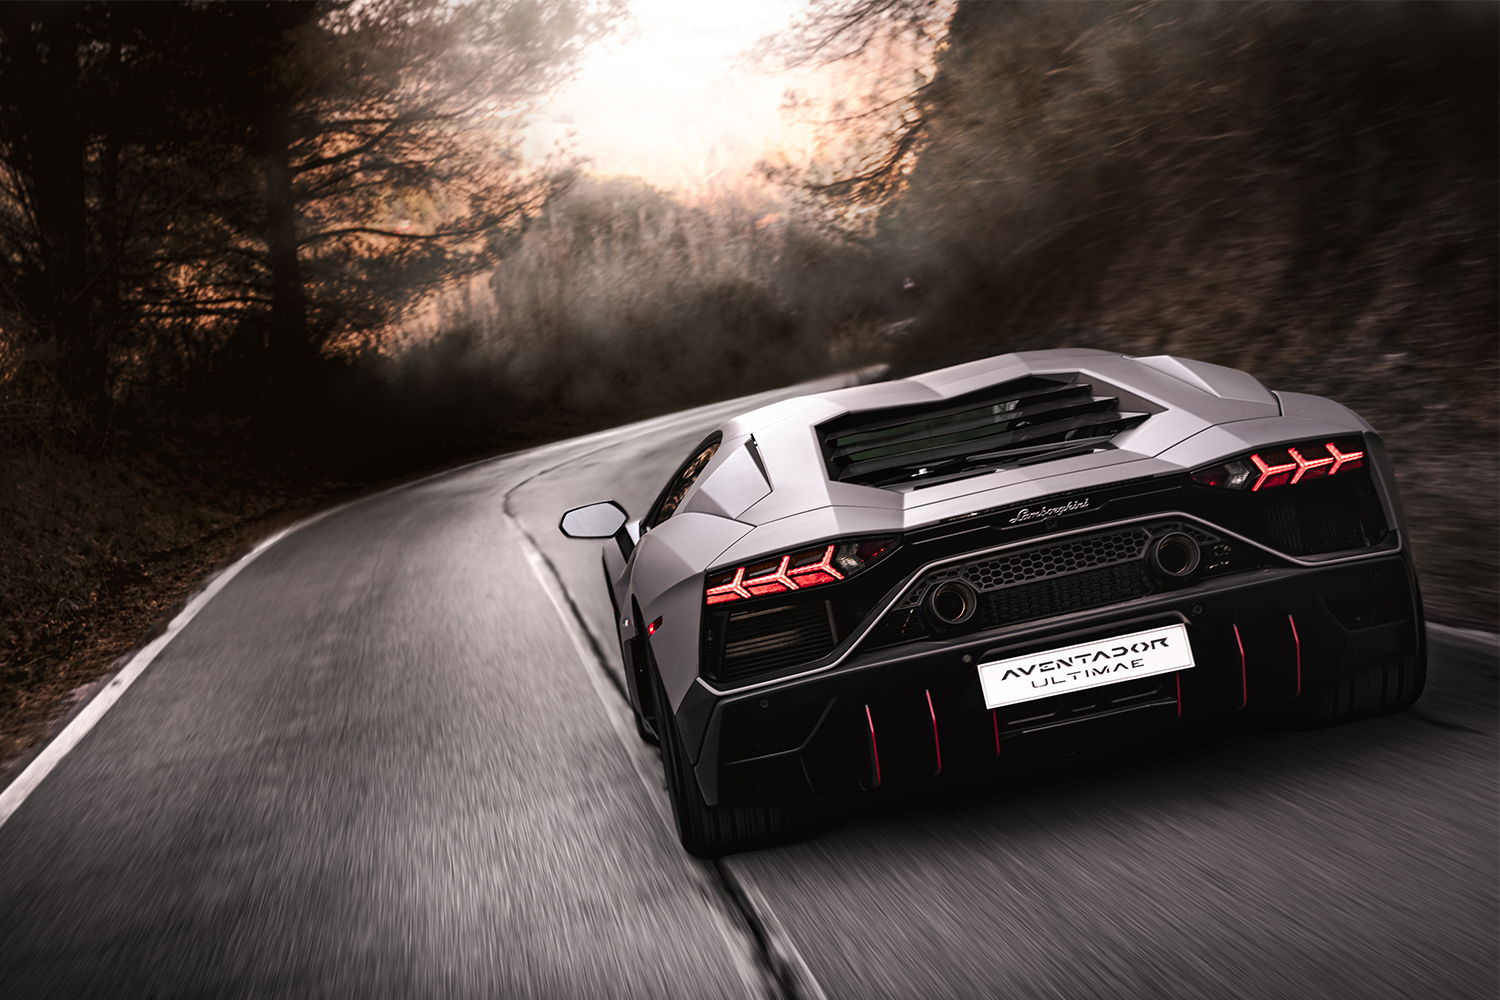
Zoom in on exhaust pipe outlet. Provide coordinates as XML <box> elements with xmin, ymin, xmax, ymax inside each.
<box><xmin>925</xmin><ymin>580</ymin><xmax>978</xmax><ymax>627</ymax></box>
<box><xmin>1148</xmin><ymin>532</ymin><xmax>1201</xmax><ymax>580</ymax></box>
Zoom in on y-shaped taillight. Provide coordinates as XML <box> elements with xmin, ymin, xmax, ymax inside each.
<box><xmin>705</xmin><ymin>538</ymin><xmax>898</xmax><ymax>605</ymax></box>
<box><xmin>1191</xmin><ymin>438</ymin><xmax>1365</xmax><ymax>492</ymax></box>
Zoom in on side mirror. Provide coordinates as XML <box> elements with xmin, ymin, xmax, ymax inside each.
<box><xmin>559</xmin><ymin>500</ymin><xmax>630</xmax><ymax>539</ymax></box>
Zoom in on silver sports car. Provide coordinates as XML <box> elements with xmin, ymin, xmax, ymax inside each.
<box><xmin>560</xmin><ymin>349</ymin><xmax>1425</xmax><ymax>856</ymax></box>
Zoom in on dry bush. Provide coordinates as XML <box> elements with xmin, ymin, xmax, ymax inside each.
<box><xmin>416</xmin><ymin>176</ymin><xmax>900</xmax><ymax>424</ymax></box>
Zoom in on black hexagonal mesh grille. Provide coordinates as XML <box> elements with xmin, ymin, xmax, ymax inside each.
<box><xmin>886</xmin><ymin>526</ymin><xmax>1151</xmax><ymax>616</ymax></box>
<box><xmin>862</xmin><ymin>521</ymin><xmax>1245</xmax><ymax>651</ymax></box>
<box><xmin>960</xmin><ymin>527</ymin><xmax>1150</xmax><ymax>591</ymax></box>
<box><xmin>973</xmin><ymin>562</ymin><xmax>1151</xmax><ymax>630</ymax></box>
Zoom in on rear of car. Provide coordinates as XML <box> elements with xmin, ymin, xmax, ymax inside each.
<box><xmin>570</xmin><ymin>350</ymin><xmax>1425</xmax><ymax>856</ymax></box>
<box><xmin>695</xmin><ymin>436</ymin><xmax>1420</xmax><ymax>809</ymax></box>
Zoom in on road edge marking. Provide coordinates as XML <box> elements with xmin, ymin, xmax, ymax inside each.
<box><xmin>0</xmin><ymin>366</ymin><xmax>886</xmax><ymax>829</ymax></box>
<box><xmin>515</xmin><ymin>532</ymin><xmax>675</xmax><ymax>830</ymax></box>
<box><xmin>503</xmin><ymin>417</ymin><xmax>848</xmax><ymax>1000</ymax></box>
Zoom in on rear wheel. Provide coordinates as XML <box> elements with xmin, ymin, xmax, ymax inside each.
<box><xmin>650</xmin><ymin>663</ymin><xmax>788</xmax><ymax>858</ymax></box>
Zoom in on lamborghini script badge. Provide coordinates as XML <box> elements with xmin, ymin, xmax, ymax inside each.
<box><xmin>1006</xmin><ymin>498</ymin><xmax>1090</xmax><ymax>524</ymax></box>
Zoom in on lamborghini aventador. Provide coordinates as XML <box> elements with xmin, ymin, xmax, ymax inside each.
<box><xmin>559</xmin><ymin>349</ymin><xmax>1425</xmax><ymax>856</ymax></box>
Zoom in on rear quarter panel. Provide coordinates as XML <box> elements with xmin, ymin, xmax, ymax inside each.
<box><xmin>631</xmin><ymin>512</ymin><xmax>753</xmax><ymax>710</ymax></box>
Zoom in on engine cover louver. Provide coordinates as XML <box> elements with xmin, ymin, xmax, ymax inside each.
<box><xmin>818</xmin><ymin>374</ymin><xmax>1152</xmax><ymax>489</ymax></box>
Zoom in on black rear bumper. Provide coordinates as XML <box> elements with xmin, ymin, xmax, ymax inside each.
<box><xmin>684</xmin><ymin>553</ymin><xmax>1422</xmax><ymax>807</ymax></box>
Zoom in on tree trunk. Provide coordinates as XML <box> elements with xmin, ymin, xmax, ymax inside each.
<box><xmin>261</xmin><ymin>106</ymin><xmax>313</xmax><ymax>395</ymax></box>
<box><xmin>6</xmin><ymin>12</ymin><xmax>100</xmax><ymax>409</ymax></box>
<box><xmin>97</xmin><ymin>41</ymin><xmax>123</xmax><ymax>352</ymax></box>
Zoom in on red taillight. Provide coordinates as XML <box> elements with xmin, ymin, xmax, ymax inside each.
<box><xmin>1249</xmin><ymin>450</ymin><xmax>1297</xmax><ymax>491</ymax></box>
<box><xmin>705</xmin><ymin>566</ymin><xmax>751</xmax><ymax>604</ymax></box>
<box><xmin>705</xmin><ymin>537</ymin><xmax>897</xmax><ymax>606</ymax></box>
<box><xmin>1192</xmin><ymin>439</ymin><xmax>1365</xmax><ymax>492</ymax></box>
<box><xmin>1326</xmin><ymin>442</ymin><xmax>1364</xmax><ymax>476</ymax></box>
<box><xmin>647</xmin><ymin>616</ymin><xmax>662</xmax><ymax>636</ymax></box>
<box><xmin>1287</xmin><ymin>446</ymin><xmax>1333</xmax><ymax>483</ymax></box>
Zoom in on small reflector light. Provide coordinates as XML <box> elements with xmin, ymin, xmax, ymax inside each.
<box><xmin>647</xmin><ymin>616</ymin><xmax>662</xmax><ymax>636</ymax></box>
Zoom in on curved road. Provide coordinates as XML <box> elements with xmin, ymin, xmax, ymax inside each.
<box><xmin>1</xmin><ymin>379</ymin><xmax>1495</xmax><ymax>998</ymax></box>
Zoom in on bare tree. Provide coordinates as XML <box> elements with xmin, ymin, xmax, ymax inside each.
<box><xmin>773</xmin><ymin>0</ymin><xmax>946</xmax><ymax>68</ymax></box>
<box><xmin>758</xmin><ymin>0</ymin><xmax>950</xmax><ymax>218</ymax></box>
<box><xmin>250</xmin><ymin>1</ymin><xmax>619</xmax><ymax>373</ymax></box>
<box><xmin>0</xmin><ymin>0</ymin><xmax>619</xmax><ymax>422</ymax></box>
<box><xmin>0</xmin><ymin>5</ymin><xmax>96</xmax><ymax>407</ymax></box>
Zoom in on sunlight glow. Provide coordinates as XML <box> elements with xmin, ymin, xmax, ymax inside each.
<box><xmin>527</xmin><ymin>0</ymin><xmax>813</xmax><ymax>199</ymax></box>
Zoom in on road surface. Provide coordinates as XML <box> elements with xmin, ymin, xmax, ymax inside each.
<box><xmin>2</xmin><ymin>380</ymin><xmax>1495</xmax><ymax>998</ymax></box>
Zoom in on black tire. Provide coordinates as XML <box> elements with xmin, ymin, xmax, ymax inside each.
<box><xmin>1291</xmin><ymin>649</ymin><xmax>1427</xmax><ymax>727</ymax></box>
<box><xmin>649</xmin><ymin>662</ymin><xmax>787</xmax><ymax>858</ymax></box>
<box><xmin>633</xmin><ymin>708</ymin><xmax>659</xmax><ymax>746</ymax></box>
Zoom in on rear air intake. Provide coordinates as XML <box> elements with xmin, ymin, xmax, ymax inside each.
<box><xmin>704</xmin><ymin>600</ymin><xmax>838</xmax><ymax>683</ymax></box>
<box><xmin>818</xmin><ymin>374</ymin><xmax>1153</xmax><ymax>489</ymax></box>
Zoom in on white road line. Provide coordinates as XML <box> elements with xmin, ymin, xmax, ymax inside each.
<box><xmin>516</xmin><ymin>533</ymin><xmax>676</xmax><ymax>831</ymax></box>
<box><xmin>0</xmin><ymin>524</ymin><xmax>302</xmax><ymax>828</ymax></box>
<box><xmin>513</xmin><ymin>523</ymin><xmax>781</xmax><ymax>1000</ymax></box>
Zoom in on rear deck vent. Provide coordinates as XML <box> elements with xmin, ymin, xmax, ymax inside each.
<box><xmin>818</xmin><ymin>373</ymin><xmax>1153</xmax><ymax>489</ymax></box>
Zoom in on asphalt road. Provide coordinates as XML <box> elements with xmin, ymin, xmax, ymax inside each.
<box><xmin>2</xmin><ymin>381</ymin><xmax>1495</xmax><ymax>999</ymax></box>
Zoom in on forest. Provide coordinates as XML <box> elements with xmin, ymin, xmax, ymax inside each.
<box><xmin>1</xmin><ymin>0</ymin><xmax>1495</xmax><ymax>772</ymax></box>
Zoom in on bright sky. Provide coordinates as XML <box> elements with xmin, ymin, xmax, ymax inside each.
<box><xmin>526</xmin><ymin>0</ymin><xmax>814</xmax><ymax>198</ymax></box>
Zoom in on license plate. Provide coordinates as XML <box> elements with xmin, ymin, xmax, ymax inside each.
<box><xmin>977</xmin><ymin>623</ymin><xmax>1195</xmax><ymax>710</ymax></box>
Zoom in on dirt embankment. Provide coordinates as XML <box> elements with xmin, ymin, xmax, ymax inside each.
<box><xmin>0</xmin><ymin>445</ymin><xmax>328</xmax><ymax>782</ymax></box>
